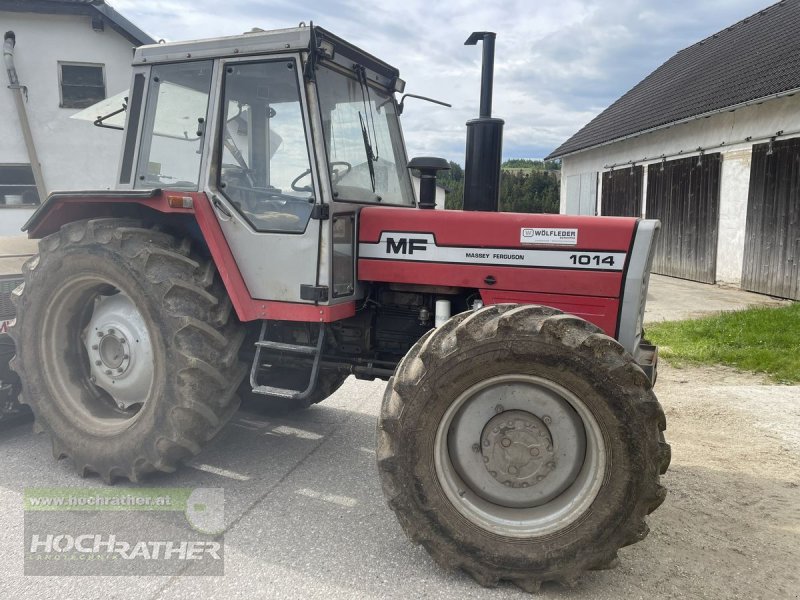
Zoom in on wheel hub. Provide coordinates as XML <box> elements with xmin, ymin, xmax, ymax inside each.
<box><xmin>481</xmin><ymin>410</ymin><xmax>556</xmax><ymax>488</ymax></box>
<box><xmin>96</xmin><ymin>331</ymin><xmax>129</xmax><ymax>372</ymax></box>
<box><xmin>83</xmin><ymin>293</ymin><xmax>154</xmax><ymax>410</ymax></box>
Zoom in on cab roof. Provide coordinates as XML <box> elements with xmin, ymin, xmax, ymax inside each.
<box><xmin>133</xmin><ymin>25</ymin><xmax>401</xmax><ymax>90</ymax></box>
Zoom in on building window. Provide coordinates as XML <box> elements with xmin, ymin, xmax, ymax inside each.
<box><xmin>59</xmin><ymin>62</ymin><xmax>106</xmax><ymax>109</ymax></box>
<box><xmin>0</xmin><ymin>164</ymin><xmax>39</xmax><ymax>206</ymax></box>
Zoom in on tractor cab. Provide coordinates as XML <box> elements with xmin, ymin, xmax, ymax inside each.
<box><xmin>120</xmin><ymin>25</ymin><xmax>415</xmax><ymax>304</ymax></box>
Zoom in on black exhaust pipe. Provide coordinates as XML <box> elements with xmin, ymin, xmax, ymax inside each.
<box><xmin>462</xmin><ymin>31</ymin><xmax>504</xmax><ymax>212</ymax></box>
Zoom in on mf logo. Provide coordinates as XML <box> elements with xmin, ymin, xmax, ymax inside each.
<box><xmin>385</xmin><ymin>237</ymin><xmax>428</xmax><ymax>255</ymax></box>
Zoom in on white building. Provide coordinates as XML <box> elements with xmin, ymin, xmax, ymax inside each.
<box><xmin>549</xmin><ymin>0</ymin><xmax>800</xmax><ymax>301</ymax></box>
<box><xmin>0</xmin><ymin>0</ymin><xmax>153</xmax><ymax>235</ymax></box>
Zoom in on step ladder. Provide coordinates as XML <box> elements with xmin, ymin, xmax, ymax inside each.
<box><xmin>248</xmin><ymin>321</ymin><xmax>325</xmax><ymax>401</ymax></box>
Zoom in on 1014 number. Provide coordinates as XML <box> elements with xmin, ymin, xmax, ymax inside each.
<box><xmin>569</xmin><ymin>254</ymin><xmax>616</xmax><ymax>267</ymax></box>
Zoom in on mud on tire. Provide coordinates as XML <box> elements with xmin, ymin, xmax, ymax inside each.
<box><xmin>10</xmin><ymin>218</ymin><xmax>247</xmax><ymax>482</ymax></box>
<box><xmin>377</xmin><ymin>304</ymin><xmax>670</xmax><ymax>592</ymax></box>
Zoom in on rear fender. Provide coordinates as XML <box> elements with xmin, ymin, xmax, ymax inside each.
<box><xmin>23</xmin><ymin>190</ymin><xmax>354</xmax><ymax>323</ymax></box>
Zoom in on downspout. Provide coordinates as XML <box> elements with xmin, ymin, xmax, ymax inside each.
<box><xmin>3</xmin><ymin>31</ymin><xmax>47</xmax><ymax>202</ymax></box>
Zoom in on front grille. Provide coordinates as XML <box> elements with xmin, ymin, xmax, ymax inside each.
<box><xmin>0</xmin><ymin>277</ymin><xmax>23</xmax><ymax>321</ymax></box>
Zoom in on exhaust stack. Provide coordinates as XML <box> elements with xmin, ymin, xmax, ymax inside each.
<box><xmin>462</xmin><ymin>31</ymin><xmax>504</xmax><ymax>212</ymax></box>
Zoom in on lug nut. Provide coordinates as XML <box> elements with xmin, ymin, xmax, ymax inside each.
<box><xmin>95</xmin><ymin>360</ymin><xmax>102</xmax><ymax>366</ymax></box>
<box><xmin>91</xmin><ymin>344</ymin><xmax>99</xmax><ymax>350</ymax></box>
<box><xmin>543</xmin><ymin>415</ymin><xmax>552</xmax><ymax>425</ymax></box>
<box><xmin>472</xmin><ymin>443</ymin><xmax>480</xmax><ymax>452</ymax></box>
<box><xmin>108</xmin><ymin>328</ymin><xmax>115</xmax><ymax>335</ymax></box>
<box><xmin>97</xmin><ymin>331</ymin><xmax>104</xmax><ymax>338</ymax></box>
<box><xmin>494</xmin><ymin>404</ymin><xmax>504</xmax><ymax>413</ymax></box>
<box><xmin>123</xmin><ymin>355</ymin><xmax>129</xmax><ymax>360</ymax></box>
<box><xmin>105</xmin><ymin>370</ymin><xmax>112</xmax><ymax>375</ymax></box>
<box><xmin>89</xmin><ymin>376</ymin><xmax>96</xmax><ymax>383</ymax></box>
<box><xmin>117</xmin><ymin>368</ymin><xmax>124</xmax><ymax>374</ymax></box>
<box><xmin>501</xmin><ymin>438</ymin><xmax>511</xmax><ymax>448</ymax></box>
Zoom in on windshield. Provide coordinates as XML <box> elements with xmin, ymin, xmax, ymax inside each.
<box><xmin>316</xmin><ymin>66</ymin><xmax>414</xmax><ymax>205</ymax></box>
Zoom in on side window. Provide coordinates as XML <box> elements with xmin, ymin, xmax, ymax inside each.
<box><xmin>136</xmin><ymin>61</ymin><xmax>213</xmax><ymax>190</ymax></box>
<box><xmin>59</xmin><ymin>62</ymin><xmax>105</xmax><ymax>109</ymax></box>
<box><xmin>218</xmin><ymin>60</ymin><xmax>315</xmax><ymax>233</ymax></box>
<box><xmin>0</xmin><ymin>164</ymin><xmax>39</xmax><ymax>205</ymax></box>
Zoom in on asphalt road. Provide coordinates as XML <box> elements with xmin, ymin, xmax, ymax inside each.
<box><xmin>0</xmin><ymin>376</ymin><xmax>657</xmax><ymax>600</ymax></box>
<box><xmin>1</xmin><ymin>365</ymin><xmax>799</xmax><ymax>599</ymax></box>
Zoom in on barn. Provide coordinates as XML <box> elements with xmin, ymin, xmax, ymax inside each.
<box><xmin>548</xmin><ymin>0</ymin><xmax>800</xmax><ymax>300</ymax></box>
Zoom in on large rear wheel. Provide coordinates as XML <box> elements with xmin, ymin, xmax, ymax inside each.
<box><xmin>10</xmin><ymin>218</ymin><xmax>247</xmax><ymax>482</ymax></box>
<box><xmin>377</xmin><ymin>304</ymin><xmax>670</xmax><ymax>591</ymax></box>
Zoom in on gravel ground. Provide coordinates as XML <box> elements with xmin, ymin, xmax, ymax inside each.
<box><xmin>0</xmin><ymin>362</ymin><xmax>797</xmax><ymax>599</ymax></box>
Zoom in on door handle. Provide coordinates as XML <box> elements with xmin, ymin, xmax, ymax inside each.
<box><xmin>211</xmin><ymin>194</ymin><xmax>232</xmax><ymax>221</ymax></box>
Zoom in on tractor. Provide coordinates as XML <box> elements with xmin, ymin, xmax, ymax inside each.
<box><xmin>9</xmin><ymin>25</ymin><xmax>670</xmax><ymax>590</ymax></box>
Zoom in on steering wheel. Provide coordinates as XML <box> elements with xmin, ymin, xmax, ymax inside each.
<box><xmin>291</xmin><ymin>161</ymin><xmax>353</xmax><ymax>192</ymax></box>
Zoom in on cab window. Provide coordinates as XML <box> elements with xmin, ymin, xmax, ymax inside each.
<box><xmin>136</xmin><ymin>61</ymin><xmax>213</xmax><ymax>189</ymax></box>
<box><xmin>218</xmin><ymin>60</ymin><xmax>315</xmax><ymax>233</ymax></box>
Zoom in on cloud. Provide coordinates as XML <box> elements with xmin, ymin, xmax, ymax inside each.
<box><xmin>111</xmin><ymin>0</ymin><xmax>774</xmax><ymax>162</ymax></box>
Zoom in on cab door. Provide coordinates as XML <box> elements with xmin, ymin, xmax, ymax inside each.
<box><xmin>204</xmin><ymin>56</ymin><xmax>322</xmax><ymax>303</ymax></box>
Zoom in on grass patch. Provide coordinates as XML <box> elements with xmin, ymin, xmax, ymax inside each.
<box><xmin>646</xmin><ymin>303</ymin><xmax>800</xmax><ymax>383</ymax></box>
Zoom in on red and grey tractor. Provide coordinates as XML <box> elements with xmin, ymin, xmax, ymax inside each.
<box><xmin>10</xmin><ymin>25</ymin><xmax>669</xmax><ymax>590</ymax></box>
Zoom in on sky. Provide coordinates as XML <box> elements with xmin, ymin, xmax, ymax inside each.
<box><xmin>112</xmin><ymin>0</ymin><xmax>776</xmax><ymax>163</ymax></box>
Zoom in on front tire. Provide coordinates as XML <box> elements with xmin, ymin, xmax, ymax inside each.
<box><xmin>10</xmin><ymin>219</ymin><xmax>247</xmax><ymax>482</ymax></box>
<box><xmin>377</xmin><ymin>304</ymin><xmax>670</xmax><ymax>591</ymax></box>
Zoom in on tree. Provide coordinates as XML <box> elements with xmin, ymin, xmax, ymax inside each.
<box><xmin>440</xmin><ymin>162</ymin><xmax>559</xmax><ymax>213</ymax></box>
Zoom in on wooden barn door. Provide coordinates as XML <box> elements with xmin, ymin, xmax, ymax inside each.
<box><xmin>742</xmin><ymin>138</ymin><xmax>800</xmax><ymax>300</ymax></box>
<box><xmin>646</xmin><ymin>154</ymin><xmax>721</xmax><ymax>284</ymax></box>
<box><xmin>601</xmin><ymin>166</ymin><xmax>643</xmax><ymax>216</ymax></box>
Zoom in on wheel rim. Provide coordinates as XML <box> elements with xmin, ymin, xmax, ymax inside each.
<box><xmin>83</xmin><ymin>293</ymin><xmax>154</xmax><ymax>410</ymax></box>
<box><xmin>434</xmin><ymin>374</ymin><xmax>606</xmax><ymax>537</ymax></box>
<box><xmin>40</xmin><ymin>275</ymin><xmax>155</xmax><ymax>434</ymax></box>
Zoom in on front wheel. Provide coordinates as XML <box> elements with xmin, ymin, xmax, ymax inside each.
<box><xmin>377</xmin><ymin>304</ymin><xmax>670</xmax><ymax>591</ymax></box>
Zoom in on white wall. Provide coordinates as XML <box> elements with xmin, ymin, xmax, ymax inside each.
<box><xmin>0</xmin><ymin>11</ymin><xmax>136</xmax><ymax>235</ymax></box>
<box><xmin>411</xmin><ymin>175</ymin><xmax>446</xmax><ymax>209</ymax></box>
<box><xmin>716</xmin><ymin>148</ymin><xmax>752</xmax><ymax>284</ymax></box>
<box><xmin>559</xmin><ymin>94</ymin><xmax>800</xmax><ymax>285</ymax></box>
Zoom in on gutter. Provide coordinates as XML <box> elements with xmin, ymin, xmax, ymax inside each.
<box><xmin>3</xmin><ymin>31</ymin><xmax>47</xmax><ymax>203</ymax></box>
<box><xmin>546</xmin><ymin>86</ymin><xmax>800</xmax><ymax>161</ymax></box>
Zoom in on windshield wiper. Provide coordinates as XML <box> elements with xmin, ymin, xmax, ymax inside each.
<box><xmin>359</xmin><ymin>111</ymin><xmax>376</xmax><ymax>192</ymax></box>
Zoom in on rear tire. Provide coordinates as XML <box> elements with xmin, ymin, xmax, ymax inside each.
<box><xmin>10</xmin><ymin>218</ymin><xmax>247</xmax><ymax>482</ymax></box>
<box><xmin>377</xmin><ymin>304</ymin><xmax>670</xmax><ymax>591</ymax></box>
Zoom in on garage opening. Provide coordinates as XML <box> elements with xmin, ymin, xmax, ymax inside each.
<box><xmin>601</xmin><ymin>165</ymin><xmax>643</xmax><ymax>216</ymax></box>
<box><xmin>742</xmin><ymin>138</ymin><xmax>800</xmax><ymax>300</ymax></box>
<box><xmin>646</xmin><ymin>153</ymin><xmax>721</xmax><ymax>284</ymax></box>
